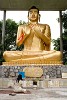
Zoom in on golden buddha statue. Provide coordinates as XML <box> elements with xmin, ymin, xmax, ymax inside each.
<box><xmin>3</xmin><ymin>6</ymin><xmax>62</xmax><ymax>65</ymax></box>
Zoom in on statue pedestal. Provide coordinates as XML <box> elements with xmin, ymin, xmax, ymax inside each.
<box><xmin>0</xmin><ymin>78</ymin><xmax>67</xmax><ymax>88</ymax></box>
<box><xmin>0</xmin><ymin>64</ymin><xmax>65</xmax><ymax>78</ymax></box>
<box><xmin>0</xmin><ymin>64</ymin><xmax>67</xmax><ymax>88</ymax></box>
<box><xmin>2</xmin><ymin>61</ymin><xmax>62</xmax><ymax>66</ymax></box>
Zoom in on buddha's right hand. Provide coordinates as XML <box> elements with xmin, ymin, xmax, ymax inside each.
<box><xmin>24</xmin><ymin>26</ymin><xmax>31</xmax><ymax>35</ymax></box>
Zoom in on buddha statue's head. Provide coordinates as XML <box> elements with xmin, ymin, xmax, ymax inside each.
<box><xmin>28</xmin><ymin>6</ymin><xmax>41</xmax><ymax>22</ymax></box>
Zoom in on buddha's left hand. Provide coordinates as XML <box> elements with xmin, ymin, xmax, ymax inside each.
<box><xmin>34</xmin><ymin>27</ymin><xmax>42</xmax><ymax>38</ymax></box>
<box><xmin>34</xmin><ymin>26</ymin><xmax>41</xmax><ymax>33</ymax></box>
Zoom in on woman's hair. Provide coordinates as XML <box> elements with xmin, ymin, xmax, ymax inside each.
<box><xmin>17</xmin><ymin>74</ymin><xmax>22</xmax><ymax>83</ymax></box>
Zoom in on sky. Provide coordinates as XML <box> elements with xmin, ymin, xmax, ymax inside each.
<box><xmin>0</xmin><ymin>11</ymin><xmax>60</xmax><ymax>50</ymax></box>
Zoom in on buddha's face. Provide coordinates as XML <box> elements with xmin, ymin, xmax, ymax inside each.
<box><xmin>28</xmin><ymin>9</ymin><xmax>39</xmax><ymax>22</ymax></box>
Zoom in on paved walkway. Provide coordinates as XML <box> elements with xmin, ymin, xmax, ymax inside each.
<box><xmin>0</xmin><ymin>88</ymin><xmax>67</xmax><ymax>100</ymax></box>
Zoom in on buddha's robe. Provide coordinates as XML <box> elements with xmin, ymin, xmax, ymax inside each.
<box><xmin>3</xmin><ymin>23</ymin><xmax>62</xmax><ymax>64</ymax></box>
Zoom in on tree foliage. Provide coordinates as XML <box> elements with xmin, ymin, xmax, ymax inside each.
<box><xmin>52</xmin><ymin>38</ymin><xmax>60</xmax><ymax>51</ymax></box>
<box><xmin>52</xmin><ymin>11</ymin><xmax>67</xmax><ymax>65</ymax></box>
<box><xmin>0</xmin><ymin>19</ymin><xmax>25</xmax><ymax>64</ymax></box>
<box><xmin>4</xmin><ymin>19</ymin><xmax>18</xmax><ymax>50</ymax></box>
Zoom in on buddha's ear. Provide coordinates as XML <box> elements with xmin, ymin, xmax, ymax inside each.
<box><xmin>38</xmin><ymin>14</ymin><xmax>41</xmax><ymax>22</ymax></box>
<box><xmin>27</xmin><ymin>11</ymin><xmax>29</xmax><ymax>19</ymax></box>
<box><xmin>27</xmin><ymin>16</ymin><xmax>29</xmax><ymax>23</ymax></box>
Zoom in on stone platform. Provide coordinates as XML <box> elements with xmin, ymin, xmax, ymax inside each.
<box><xmin>0</xmin><ymin>65</ymin><xmax>67</xmax><ymax>88</ymax></box>
<box><xmin>0</xmin><ymin>78</ymin><xmax>67</xmax><ymax>88</ymax></box>
<box><xmin>0</xmin><ymin>65</ymin><xmax>67</xmax><ymax>78</ymax></box>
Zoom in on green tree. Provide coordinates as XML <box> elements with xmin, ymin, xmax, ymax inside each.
<box><xmin>52</xmin><ymin>11</ymin><xmax>67</xmax><ymax>65</ymax></box>
<box><xmin>4</xmin><ymin>19</ymin><xmax>18</xmax><ymax>50</ymax></box>
<box><xmin>0</xmin><ymin>19</ymin><xmax>26</xmax><ymax>64</ymax></box>
<box><xmin>52</xmin><ymin>38</ymin><xmax>60</xmax><ymax>51</ymax></box>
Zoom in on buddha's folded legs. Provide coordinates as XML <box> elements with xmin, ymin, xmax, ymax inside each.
<box><xmin>3</xmin><ymin>51</ymin><xmax>23</xmax><ymax>62</ymax></box>
<box><xmin>3</xmin><ymin>50</ymin><xmax>62</xmax><ymax>64</ymax></box>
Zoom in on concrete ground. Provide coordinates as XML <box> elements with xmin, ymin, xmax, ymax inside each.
<box><xmin>0</xmin><ymin>88</ymin><xmax>67</xmax><ymax>100</ymax></box>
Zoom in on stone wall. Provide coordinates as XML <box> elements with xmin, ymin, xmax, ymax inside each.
<box><xmin>0</xmin><ymin>65</ymin><xmax>67</xmax><ymax>78</ymax></box>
